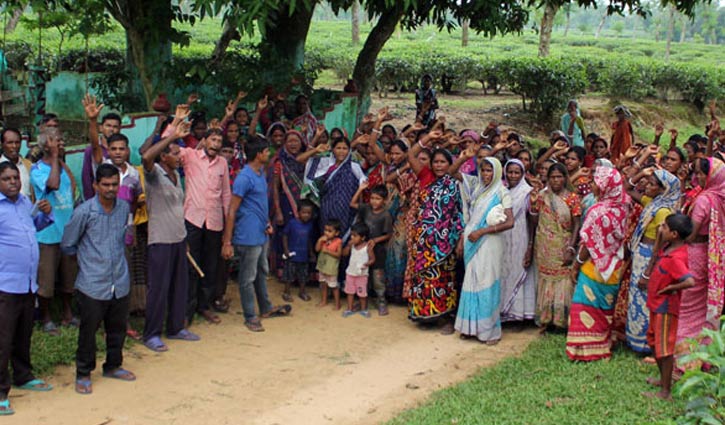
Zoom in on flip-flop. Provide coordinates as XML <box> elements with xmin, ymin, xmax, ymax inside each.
<box><xmin>42</xmin><ymin>321</ymin><xmax>60</xmax><ymax>336</ymax></box>
<box><xmin>167</xmin><ymin>329</ymin><xmax>201</xmax><ymax>341</ymax></box>
<box><xmin>244</xmin><ymin>320</ymin><xmax>265</xmax><ymax>332</ymax></box>
<box><xmin>75</xmin><ymin>377</ymin><xmax>93</xmax><ymax>395</ymax></box>
<box><xmin>102</xmin><ymin>368</ymin><xmax>136</xmax><ymax>381</ymax></box>
<box><xmin>16</xmin><ymin>378</ymin><xmax>53</xmax><ymax>391</ymax></box>
<box><xmin>262</xmin><ymin>304</ymin><xmax>292</xmax><ymax>318</ymax></box>
<box><xmin>298</xmin><ymin>292</ymin><xmax>311</xmax><ymax>302</ymax></box>
<box><xmin>282</xmin><ymin>292</ymin><xmax>294</xmax><ymax>302</ymax></box>
<box><xmin>143</xmin><ymin>337</ymin><xmax>169</xmax><ymax>352</ymax></box>
<box><xmin>61</xmin><ymin>317</ymin><xmax>81</xmax><ymax>328</ymax></box>
<box><xmin>126</xmin><ymin>328</ymin><xmax>142</xmax><ymax>341</ymax></box>
<box><xmin>0</xmin><ymin>399</ymin><xmax>14</xmax><ymax>415</ymax></box>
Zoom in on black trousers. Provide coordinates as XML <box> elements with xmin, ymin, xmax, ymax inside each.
<box><xmin>76</xmin><ymin>291</ymin><xmax>128</xmax><ymax>378</ymax></box>
<box><xmin>185</xmin><ymin>221</ymin><xmax>222</xmax><ymax>319</ymax></box>
<box><xmin>144</xmin><ymin>242</ymin><xmax>188</xmax><ymax>340</ymax></box>
<box><xmin>0</xmin><ymin>291</ymin><xmax>34</xmax><ymax>398</ymax></box>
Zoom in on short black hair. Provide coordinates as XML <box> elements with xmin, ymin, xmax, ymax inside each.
<box><xmin>298</xmin><ymin>199</ymin><xmax>315</xmax><ymax>212</ymax></box>
<box><xmin>1</xmin><ymin>128</ymin><xmax>21</xmax><ymax>143</ymax></box>
<box><xmin>101</xmin><ymin>113</ymin><xmax>122</xmax><ymax>125</ymax></box>
<box><xmin>568</xmin><ymin>146</ymin><xmax>586</xmax><ymax>162</ymax></box>
<box><xmin>665</xmin><ymin>213</ymin><xmax>693</xmax><ymax>240</ymax></box>
<box><xmin>95</xmin><ymin>163</ymin><xmax>120</xmax><ymax>183</ymax></box>
<box><xmin>0</xmin><ymin>161</ymin><xmax>19</xmax><ymax>175</ymax></box>
<box><xmin>432</xmin><ymin>148</ymin><xmax>453</xmax><ymax>165</ymax></box>
<box><xmin>40</xmin><ymin>113</ymin><xmax>58</xmax><ymax>124</ymax></box>
<box><xmin>325</xmin><ymin>219</ymin><xmax>342</xmax><ymax>233</ymax></box>
<box><xmin>107</xmin><ymin>133</ymin><xmax>129</xmax><ymax>147</ymax></box>
<box><xmin>350</xmin><ymin>222</ymin><xmax>370</xmax><ymax>240</ymax></box>
<box><xmin>370</xmin><ymin>185</ymin><xmax>388</xmax><ymax>199</ymax></box>
<box><xmin>245</xmin><ymin>137</ymin><xmax>269</xmax><ymax>162</ymax></box>
<box><xmin>205</xmin><ymin>128</ymin><xmax>224</xmax><ymax>139</ymax></box>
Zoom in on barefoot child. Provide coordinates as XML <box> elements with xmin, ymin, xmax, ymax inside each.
<box><xmin>282</xmin><ymin>200</ymin><xmax>315</xmax><ymax>302</ymax></box>
<box><xmin>316</xmin><ymin>220</ymin><xmax>343</xmax><ymax>309</ymax></box>
<box><xmin>351</xmin><ymin>183</ymin><xmax>392</xmax><ymax>316</ymax></box>
<box><xmin>641</xmin><ymin>213</ymin><xmax>695</xmax><ymax>401</ymax></box>
<box><xmin>342</xmin><ymin>223</ymin><xmax>375</xmax><ymax>318</ymax></box>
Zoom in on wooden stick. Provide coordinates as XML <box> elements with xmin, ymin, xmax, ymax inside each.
<box><xmin>186</xmin><ymin>251</ymin><xmax>205</xmax><ymax>278</ymax></box>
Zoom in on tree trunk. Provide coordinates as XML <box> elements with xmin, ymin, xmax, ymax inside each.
<box><xmin>259</xmin><ymin>4</ymin><xmax>315</xmax><ymax>84</ymax></box>
<box><xmin>104</xmin><ymin>0</ymin><xmax>174</xmax><ymax>110</ymax></box>
<box><xmin>594</xmin><ymin>14</ymin><xmax>606</xmax><ymax>39</ymax></box>
<box><xmin>679</xmin><ymin>17</ymin><xmax>687</xmax><ymax>43</ymax></box>
<box><xmin>5</xmin><ymin>8</ymin><xmax>22</xmax><ymax>32</ymax></box>
<box><xmin>563</xmin><ymin>6</ymin><xmax>571</xmax><ymax>37</ymax></box>
<box><xmin>665</xmin><ymin>6</ymin><xmax>675</xmax><ymax>62</ymax></box>
<box><xmin>462</xmin><ymin>19</ymin><xmax>470</xmax><ymax>47</ymax></box>
<box><xmin>210</xmin><ymin>18</ymin><xmax>241</xmax><ymax>66</ymax></box>
<box><xmin>352</xmin><ymin>6</ymin><xmax>405</xmax><ymax>118</ymax></box>
<box><xmin>351</xmin><ymin>1</ymin><xmax>360</xmax><ymax>45</ymax></box>
<box><xmin>538</xmin><ymin>3</ymin><xmax>559</xmax><ymax>58</ymax></box>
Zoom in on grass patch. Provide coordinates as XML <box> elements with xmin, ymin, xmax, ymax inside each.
<box><xmin>389</xmin><ymin>334</ymin><xmax>682</xmax><ymax>425</ymax></box>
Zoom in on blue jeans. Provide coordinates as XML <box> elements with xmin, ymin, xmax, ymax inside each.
<box><xmin>235</xmin><ymin>244</ymin><xmax>273</xmax><ymax>321</ymax></box>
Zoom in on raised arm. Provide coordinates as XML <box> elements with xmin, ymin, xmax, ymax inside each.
<box><xmin>82</xmin><ymin>94</ymin><xmax>105</xmax><ymax>165</ymax></box>
<box><xmin>248</xmin><ymin>96</ymin><xmax>267</xmax><ymax>138</ymax></box>
<box><xmin>408</xmin><ymin>130</ymin><xmax>440</xmax><ymax>175</ymax></box>
<box><xmin>296</xmin><ymin>142</ymin><xmax>329</xmax><ymax>164</ymax></box>
<box><xmin>142</xmin><ymin>105</ymin><xmax>190</xmax><ymax>172</ymax></box>
<box><xmin>350</xmin><ymin>181</ymin><xmax>368</xmax><ymax>209</ymax></box>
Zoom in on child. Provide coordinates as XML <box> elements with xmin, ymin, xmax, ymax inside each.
<box><xmin>282</xmin><ymin>200</ymin><xmax>315</xmax><ymax>302</ymax></box>
<box><xmin>641</xmin><ymin>213</ymin><xmax>695</xmax><ymax>401</ymax></box>
<box><xmin>316</xmin><ymin>220</ymin><xmax>343</xmax><ymax>309</ymax></box>
<box><xmin>351</xmin><ymin>183</ymin><xmax>393</xmax><ymax>316</ymax></box>
<box><xmin>342</xmin><ymin>223</ymin><xmax>375</xmax><ymax>318</ymax></box>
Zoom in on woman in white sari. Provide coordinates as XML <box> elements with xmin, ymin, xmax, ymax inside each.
<box><xmin>455</xmin><ymin>157</ymin><xmax>515</xmax><ymax>344</ymax></box>
<box><xmin>500</xmin><ymin>159</ymin><xmax>536</xmax><ymax>322</ymax></box>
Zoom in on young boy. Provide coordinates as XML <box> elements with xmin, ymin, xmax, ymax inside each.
<box><xmin>642</xmin><ymin>213</ymin><xmax>695</xmax><ymax>401</ymax></box>
<box><xmin>342</xmin><ymin>223</ymin><xmax>375</xmax><ymax>318</ymax></box>
<box><xmin>316</xmin><ymin>220</ymin><xmax>343</xmax><ymax>309</ymax></box>
<box><xmin>282</xmin><ymin>200</ymin><xmax>315</xmax><ymax>302</ymax></box>
<box><xmin>351</xmin><ymin>184</ymin><xmax>393</xmax><ymax>315</ymax></box>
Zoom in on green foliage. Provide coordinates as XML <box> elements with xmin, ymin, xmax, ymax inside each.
<box><xmin>675</xmin><ymin>317</ymin><xmax>725</xmax><ymax>425</ymax></box>
<box><xmin>389</xmin><ymin>334</ymin><xmax>684</xmax><ymax>425</ymax></box>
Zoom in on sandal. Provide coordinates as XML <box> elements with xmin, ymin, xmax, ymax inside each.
<box><xmin>211</xmin><ymin>299</ymin><xmax>230</xmax><ymax>313</ymax></box>
<box><xmin>16</xmin><ymin>378</ymin><xmax>53</xmax><ymax>391</ymax></box>
<box><xmin>298</xmin><ymin>292</ymin><xmax>311</xmax><ymax>302</ymax></box>
<box><xmin>42</xmin><ymin>321</ymin><xmax>60</xmax><ymax>336</ymax></box>
<box><xmin>61</xmin><ymin>317</ymin><xmax>81</xmax><ymax>328</ymax></box>
<box><xmin>102</xmin><ymin>368</ymin><xmax>136</xmax><ymax>381</ymax></box>
<box><xmin>143</xmin><ymin>337</ymin><xmax>169</xmax><ymax>353</ymax></box>
<box><xmin>0</xmin><ymin>399</ymin><xmax>12</xmax><ymax>415</ymax></box>
<box><xmin>126</xmin><ymin>328</ymin><xmax>142</xmax><ymax>341</ymax></box>
<box><xmin>200</xmin><ymin>310</ymin><xmax>221</xmax><ymax>324</ymax></box>
<box><xmin>261</xmin><ymin>304</ymin><xmax>292</xmax><ymax>318</ymax></box>
<box><xmin>282</xmin><ymin>292</ymin><xmax>294</xmax><ymax>303</ymax></box>
<box><xmin>167</xmin><ymin>329</ymin><xmax>201</xmax><ymax>341</ymax></box>
<box><xmin>75</xmin><ymin>377</ymin><xmax>93</xmax><ymax>395</ymax></box>
<box><xmin>244</xmin><ymin>319</ymin><xmax>265</xmax><ymax>332</ymax></box>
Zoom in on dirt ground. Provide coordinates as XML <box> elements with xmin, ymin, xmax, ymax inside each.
<box><xmin>9</xmin><ymin>280</ymin><xmax>538</xmax><ymax>425</ymax></box>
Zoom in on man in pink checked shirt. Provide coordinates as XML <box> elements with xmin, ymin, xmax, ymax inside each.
<box><xmin>162</xmin><ymin>122</ymin><xmax>231</xmax><ymax>325</ymax></box>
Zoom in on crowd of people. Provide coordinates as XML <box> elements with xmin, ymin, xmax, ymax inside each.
<box><xmin>0</xmin><ymin>79</ymin><xmax>724</xmax><ymax>414</ymax></box>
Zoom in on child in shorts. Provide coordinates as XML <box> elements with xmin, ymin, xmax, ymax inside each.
<box><xmin>315</xmin><ymin>219</ymin><xmax>343</xmax><ymax>309</ymax></box>
<box><xmin>282</xmin><ymin>201</ymin><xmax>315</xmax><ymax>302</ymax></box>
<box><xmin>642</xmin><ymin>213</ymin><xmax>695</xmax><ymax>401</ymax></box>
<box><xmin>342</xmin><ymin>223</ymin><xmax>375</xmax><ymax>318</ymax></box>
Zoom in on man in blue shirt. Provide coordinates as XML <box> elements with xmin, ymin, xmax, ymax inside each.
<box><xmin>0</xmin><ymin>162</ymin><xmax>54</xmax><ymax>415</ymax></box>
<box><xmin>30</xmin><ymin>128</ymin><xmax>78</xmax><ymax>334</ymax></box>
<box><xmin>61</xmin><ymin>164</ymin><xmax>135</xmax><ymax>395</ymax></box>
<box><xmin>222</xmin><ymin>137</ymin><xmax>291</xmax><ymax>332</ymax></box>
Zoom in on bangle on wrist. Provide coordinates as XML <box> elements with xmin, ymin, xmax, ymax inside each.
<box><xmin>628</xmin><ymin>178</ymin><xmax>636</xmax><ymax>187</ymax></box>
<box><xmin>418</xmin><ymin>140</ymin><xmax>425</xmax><ymax>149</ymax></box>
<box><xmin>576</xmin><ymin>253</ymin><xmax>585</xmax><ymax>264</ymax></box>
<box><xmin>372</xmin><ymin>129</ymin><xmax>381</xmax><ymax>134</ymax></box>
<box><xmin>566</xmin><ymin>246</ymin><xmax>576</xmax><ymax>253</ymax></box>
<box><xmin>642</xmin><ymin>273</ymin><xmax>651</xmax><ymax>280</ymax></box>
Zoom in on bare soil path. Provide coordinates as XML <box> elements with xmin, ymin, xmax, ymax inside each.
<box><xmin>9</xmin><ymin>280</ymin><xmax>537</xmax><ymax>425</ymax></box>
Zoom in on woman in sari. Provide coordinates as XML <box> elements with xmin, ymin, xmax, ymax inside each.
<box><xmin>405</xmin><ymin>133</ymin><xmax>463</xmax><ymax>329</ymax></box>
<box><xmin>676</xmin><ymin>157</ymin><xmax>725</xmax><ymax>369</ymax></box>
<box><xmin>530</xmin><ymin>163</ymin><xmax>582</xmax><ymax>332</ymax></box>
<box><xmin>455</xmin><ymin>157</ymin><xmax>514</xmax><ymax>344</ymax></box>
<box><xmin>500</xmin><ymin>159</ymin><xmax>536</xmax><ymax>323</ymax></box>
<box><xmin>299</xmin><ymin>137</ymin><xmax>366</xmax><ymax>238</ymax></box>
<box><xmin>384</xmin><ymin>140</ymin><xmax>417</xmax><ymax>304</ymax></box>
<box><xmin>566</xmin><ymin>167</ymin><xmax>629</xmax><ymax>361</ymax></box>
<box><xmin>565</xmin><ymin>147</ymin><xmax>592</xmax><ymax>197</ymax></box>
<box><xmin>610</xmin><ymin>105</ymin><xmax>634</xmax><ymax>161</ymax></box>
<box><xmin>273</xmin><ymin>130</ymin><xmax>307</xmax><ymax>227</ymax></box>
<box><xmin>291</xmin><ymin>95</ymin><xmax>318</xmax><ymax>144</ymax></box>
<box><xmin>560</xmin><ymin>100</ymin><xmax>586</xmax><ymax>148</ymax></box>
<box><xmin>624</xmin><ymin>168</ymin><xmax>681</xmax><ymax>353</ymax></box>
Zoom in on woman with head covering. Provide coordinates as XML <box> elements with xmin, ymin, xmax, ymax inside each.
<box><xmin>676</xmin><ymin>157</ymin><xmax>725</xmax><ymax>371</ymax></box>
<box><xmin>610</xmin><ymin>105</ymin><xmax>634</xmax><ymax>161</ymax></box>
<box><xmin>561</xmin><ymin>100</ymin><xmax>587</xmax><ymax>148</ymax></box>
<box><xmin>530</xmin><ymin>162</ymin><xmax>583</xmax><ymax>332</ymax></box>
<box><xmin>566</xmin><ymin>167</ymin><xmax>629</xmax><ymax>361</ymax></box>
<box><xmin>454</xmin><ymin>157</ymin><xmax>514</xmax><ymax>344</ymax></box>
<box><xmin>291</xmin><ymin>95</ymin><xmax>318</xmax><ymax>144</ymax></box>
<box><xmin>623</xmin><ymin>168</ymin><xmax>681</xmax><ymax>353</ymax></box>
<box><xmin>415</xmin><ymin>74</ymin><xmax>439</xmax><ymax>127</ymax></box>
<box><xmin>500</xmin><ymin>159</ymin><xmax>536</xmax><ymax>323</ymax></box>
<box><xmin>458</xmin><ymin>130</ymin><xmax>482</xmax><ymax>176</ymax></box>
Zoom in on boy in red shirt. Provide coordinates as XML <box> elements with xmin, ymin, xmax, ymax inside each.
<box><xmin>640</xmin><ymin>213</ymin><xmax>695</xmax><ymax>400</ymax></box>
